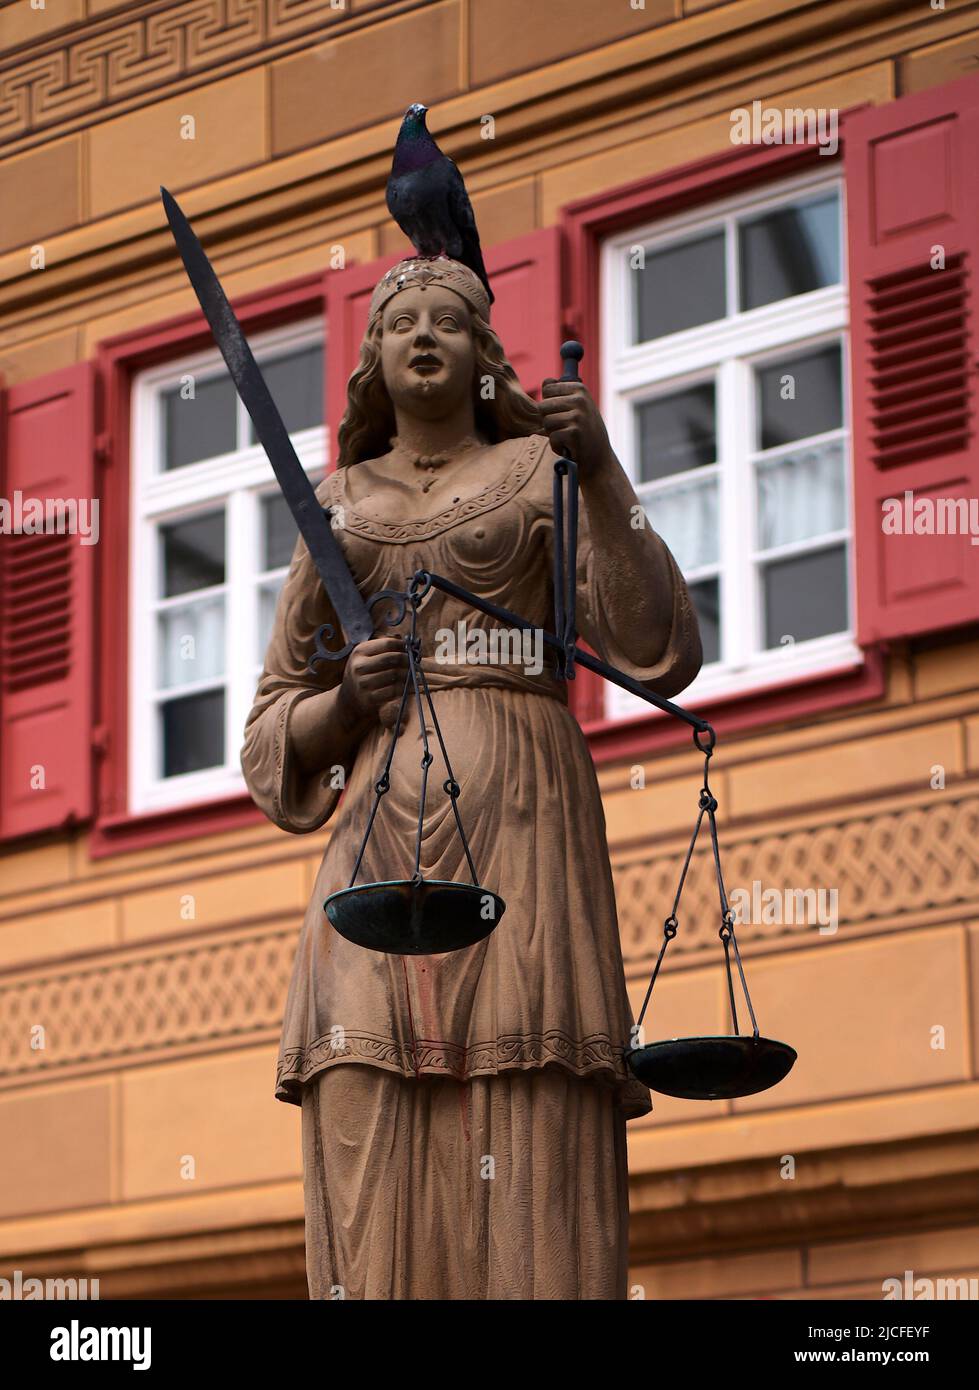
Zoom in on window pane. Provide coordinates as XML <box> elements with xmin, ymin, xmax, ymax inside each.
<box><xmin>756</xmin><ymin>439</ymin><xmax>845</xmax><ymax>551</ymax></box>
<box><xmin>762</xmin><ymin>544</ymin><xmax>847</xmax><ymax>648</ymax></box>
<box><xmin>248</xmin><ymin>346</ymin><xmax>323</xmax><ymax>443</ymax></box>
<box><xmin>637</xmin><ymin>383</ymin><xmax>716</xmax><ymax>483</ymax></box>
<box><xmin>162</xmin><ymin>375</ymin><xmax>237</xmax><ymax>471</ymax></box>
<box><xmin>689</xmin><ymin>579</ymin><xmax>720</xmax><ymax>664</ymax></box>
<box><xmin>642</xmin><ymin>476</ymin><xmax>719</xmax><ymax>572</ymax></box>
<box><xmin>258</xmin><ymin>579</ymin><xmax>285</xmax><ymax>658</ymax></box>
<box><xmin>161</xmin><ymin>690</ymin><xmax>225</xmax><ymax>777</ymax></box>
<box><xmin>635</xmin><ymin>232</ymin><xmax>726</xmax><ymax>343</ymax></box>
<box><xmin>757</xmin><ymin>344</ymin><xmax>842</xmax><ymax>450</ymax></box>
<box><xmin>262</xmin><ymin>493</ymin><xmax>299</xmax><ymax>571</ymax></box>
<box><xmin>161</xmin><ymin>511</ymin><xmax>225</xmax><ymax>598</ymax></box>
<box><xmin>158</xmin><ymin>597</ymin><xmax>225</xmax><ymax>689</ymax></box>
<box><xmin>739</xmin><ymin>193</ymin><xmax>840</xmax><ymax>311</ymax></box>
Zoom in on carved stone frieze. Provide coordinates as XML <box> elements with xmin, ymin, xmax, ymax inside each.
<box><xmin>1</xmin><ymin>792</ymin><xmax>976</xmax><ymax>1083</ymax></box>
<box><xmin>0</xmin><ymin>0</ymin><xmax>367</xmax><ymax>150</ymax></box>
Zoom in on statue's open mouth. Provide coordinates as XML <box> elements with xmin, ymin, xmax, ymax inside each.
<box><xmin>410</xmin><ymin>354</ymin><xmax>442</xmax><ymax>371</ymax></box>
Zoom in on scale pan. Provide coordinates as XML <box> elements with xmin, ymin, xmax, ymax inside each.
<box><xmin>325</xmin><ymin>879</ymin><xmax>506</xmax><ymax>956</ymax></box>
<box><xmin>627</xmin><ymin>1034</ymin><xmax>797</xmax><ymax>1100</ymax></box>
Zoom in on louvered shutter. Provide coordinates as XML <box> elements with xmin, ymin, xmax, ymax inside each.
<box><xmin>846</xmin><ymin>73</ymin><xmax>979</xmax><ymax>643</ymax></box>
<box><xmin>0</xmin><ymin>363</ymin><xmax>96</xmax><ymax>839</ymax></box>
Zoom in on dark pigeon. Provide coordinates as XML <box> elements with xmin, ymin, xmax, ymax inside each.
<box><xmin>386</xmin><ymin>103</ymin><xmax>495</xmax><ymax>306</ymax></box>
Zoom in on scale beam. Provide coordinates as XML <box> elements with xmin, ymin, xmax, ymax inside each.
<box><xmin>412</xmin><ymin>569</ymin><xmax>714</xmax><ymax>738</ymax></box>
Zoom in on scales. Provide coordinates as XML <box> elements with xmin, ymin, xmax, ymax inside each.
<box><xmin>159</xmin><ymin>190</ymin><xmax>795</xmax><ymax>1103</ymax></box>
<box><xmin>314</xmin><ymin>343</ymin><xmax>797</xmax><ymax>1104</ymax></box>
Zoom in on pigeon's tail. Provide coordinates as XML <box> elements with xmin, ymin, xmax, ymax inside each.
<box><xmin>462</xmin><ymin>230</ymin><xmax>495</xmax><ymax>307</ymax></box>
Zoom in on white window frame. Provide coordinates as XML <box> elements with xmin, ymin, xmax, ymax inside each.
<box><xmin>129</xmin><ymin>319</ymin><xmax>325</xmax><ymax>814</ymax></box>
<box><xmin>600</xmin><ymin>169</ymin><xmax>860</xmax><ymax>719</ymax></box>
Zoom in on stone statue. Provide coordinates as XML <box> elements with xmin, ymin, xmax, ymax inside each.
<box><xmin>241</xmin><ymin>255</ymin><xmax>703</xmax><ymax>1299</ymax></box>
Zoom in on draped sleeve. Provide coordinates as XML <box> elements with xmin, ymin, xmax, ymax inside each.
<box><xmin>240</xmin><ymin>477</ymin><xmax>352</xmax><ymax>834</ymax></box>
<box><xmin>538</xmin><ymin>441</ymin><xmax>703</xmax><ymax>699</ymax></box>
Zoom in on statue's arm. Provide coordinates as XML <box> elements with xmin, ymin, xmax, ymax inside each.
<box><xmin>537</xmin><ymin>379</ymin><xmax>703</xmax><ymax>698</ymax></box>
<box><xmin>577</xmin><ymin>448</ymin><xmax>703</xmax><ymax>694</ymax></box>
<box><xmin>536</xmin><ymin>450</ymin><xmax>702</xmax><ymax>699</ymax></box>
<box><xmin>289</xmin><ymin>686</ymin><xmax>370</xmax><ymax>776</ymax></box>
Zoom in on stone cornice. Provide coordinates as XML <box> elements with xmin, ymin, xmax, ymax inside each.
<box><xmin>0</xmin><ymin>0</ymin><xmax>914</xmax><ymax>160</ymax></box>
<box><xmin>1</xmin><ymin>1130</ymin><xmax>976</xmax><ymax>1292</ymax></box>
<box><xmin>0</xmin><ymin>1215</ymin><xmax>309</xmax><ymax>1298</ymax></box>
<box><xmin>628</xmin><ymin>1128</ymin><xmax>979</xmax><ymax>1268</ymax></box>
<box><xmin>0</xmin><ymin>0</ymin><xmax>952</xmax><ymax>324</ymax></box>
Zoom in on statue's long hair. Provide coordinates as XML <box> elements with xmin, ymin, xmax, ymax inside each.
<box><xmin>335</xmin><ymin>307</ymin><xmax>543</xmax><ymax>468</ymax></box>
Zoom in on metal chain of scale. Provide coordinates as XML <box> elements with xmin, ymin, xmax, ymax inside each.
<box><xmin>322</xmin><ymin>573</ymin><xmax>506</xmax><ymax>956</ymax></box>
<box><xmin>347</xmin><ymin>575</ymin><xmax>479</xmax><ymax>893</ymax></box>
<box><xmin>635</xmin><ymin>726</ymin><xmax>758</xmax><ymax>1043</ymax></box>
<box><xmin>626</xmin><ymin>723</ymin><xmax>797</xmax><ymax>1101</ymax></box>
<box><xmin>547</xmin><ymin>381</ymin><xmax>792</xmax><ymax>1101</ymax></box>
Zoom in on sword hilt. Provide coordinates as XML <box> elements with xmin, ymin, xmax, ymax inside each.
<box><xmin>308</xmin><ymin>587</ymin><xmax>412</xmax><ymax>671</ymax></box>
<box><xmin>560</xmin><ymin>340</ymin><xmax>584</xmax><ymax>383</ymax></box>
<box><xmin>552</xmin><ymin>341</ymin><xmax>583</xmax><ymax>682</ymax></box>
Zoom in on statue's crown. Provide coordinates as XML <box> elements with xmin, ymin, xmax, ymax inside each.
<box><xmin>368</xmin><ymin>256</ymin><xmax>491</xmax><ymax>324</ymax></box>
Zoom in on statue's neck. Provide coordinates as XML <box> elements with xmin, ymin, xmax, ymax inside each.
<box><xmin>390</xmin><ymin>402</ymin><xmax>481</xmax><ymax>460</ymax></box>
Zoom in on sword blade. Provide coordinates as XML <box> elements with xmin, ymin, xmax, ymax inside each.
<box><xmin>160</xmin><ymin>185</ymin><xmax>374</xmax><ymax>647</ymax></box>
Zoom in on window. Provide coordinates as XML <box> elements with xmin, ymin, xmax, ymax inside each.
<box><xmin>130</xmin><ymin>321</ymin><xmax>324</xmax><ymax>812</ymax></box>
<box><xmin>601</xmin><ymin>173</ymin><xmax>857</xmax><ymax>716</ymax></box>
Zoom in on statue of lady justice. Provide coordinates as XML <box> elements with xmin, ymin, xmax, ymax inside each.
<box><xmin>241</xmin><ymin>255</ymin><xmax>703</xmax><ymax>1300</ymax></box>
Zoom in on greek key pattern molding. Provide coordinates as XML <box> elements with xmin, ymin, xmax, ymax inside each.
<box><xmin>0</xmin><ymin>0</ymin><xmax>376</xmax><ymax>150</ymax></box>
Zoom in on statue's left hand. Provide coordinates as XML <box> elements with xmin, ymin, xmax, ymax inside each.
<box><xmin>539</xmin><ymin>378</ymin><xmax>612</xmax><ymax>478</ymax></box>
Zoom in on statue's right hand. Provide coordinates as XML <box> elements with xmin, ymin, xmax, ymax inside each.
<box><xmin>338</xmin><ymin>636</ymin><xmax>409</xmax><ymax>732</ymax></box>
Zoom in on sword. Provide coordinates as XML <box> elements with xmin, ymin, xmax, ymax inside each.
<box><xmin>160</xmin><ymin>186</ymin><xmax>375</xmax><ymax>659</ymax></box>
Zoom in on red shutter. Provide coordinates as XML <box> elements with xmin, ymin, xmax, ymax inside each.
<box><xmin>0</xmin><ymin>363</ymin><xmax>96</xmax><ymax>839</ymax></box>
<box><xmin>324</xmin><ymin>227</ymin><xmax>563</xmax><ymax>461</ymax></box>
<box><xmin>846</xmin><ymin>73</ymin><xmax>979</xmax><ymax>644</ymax></box>
<box><xmin>484</xmin><ymin>226</ymin><xmax>562</xmax><ymax>398</ymax></box>
<box><xmin>324</xmin><ymin>252</ymin><xmax>398</xmax><ymax>467</ymax></box>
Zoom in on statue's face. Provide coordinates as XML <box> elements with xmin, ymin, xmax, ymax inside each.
<box><xmin>380</xmin><ymin>285</ymin><xmax>475</xmax><ymax>419</ymax></box>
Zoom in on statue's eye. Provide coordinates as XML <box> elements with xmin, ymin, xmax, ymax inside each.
<box><xmin>391</xmin><ymin>315</ymin><xmax>414</xmax><ymax>331</ymax></box>
<box><xmin>437</xmin><ymin>315</ymin><xmax>460</xmax><ymax>331</ymax></box>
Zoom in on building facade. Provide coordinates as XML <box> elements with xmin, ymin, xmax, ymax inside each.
<box><xmin>1</xmin><ymin>0</ymin><xmax>978</xmax><ymax>1299</ymax></box>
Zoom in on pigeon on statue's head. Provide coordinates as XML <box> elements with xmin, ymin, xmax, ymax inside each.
<box><xmin>385</xmin><ymin>103</ymin><xmax>495</xmax><ymax>306</ymax></box>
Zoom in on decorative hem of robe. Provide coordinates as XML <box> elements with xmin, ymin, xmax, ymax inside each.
<box><xmin>276</xmin><ymin>1028</ymin><xmax>653</xmax><ymax>1119</ymax></box>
